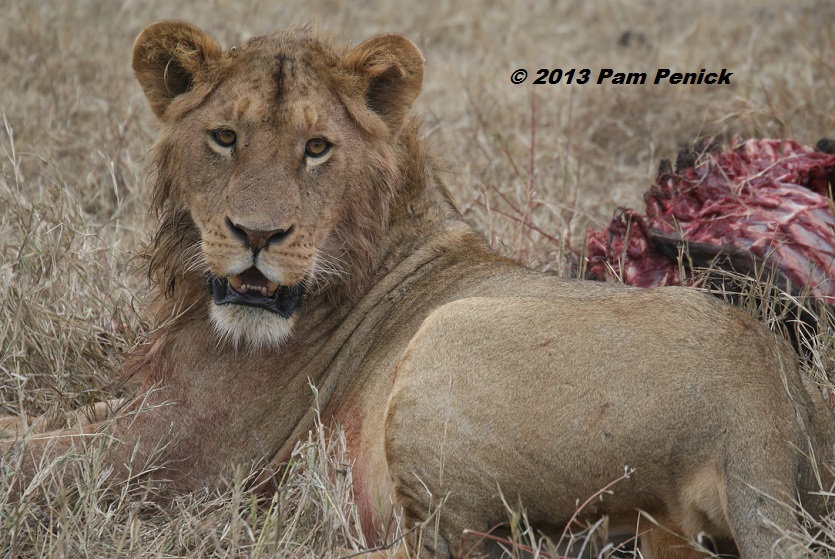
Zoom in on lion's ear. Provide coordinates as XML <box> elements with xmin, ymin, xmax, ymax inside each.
<box><xmin>344</xmin><ymin>34</ymin><xmax>424</xmax><ymax>135</ymax></box>
<box><xmin>132</xmin><ymin>20</ymin><xmax>222</xmax><ymax>119</ymax></box>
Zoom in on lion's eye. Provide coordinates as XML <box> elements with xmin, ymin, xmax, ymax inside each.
<box><xmin>212</xmin><ymin>129</ymin><xmax>237</xmax><ymax>148</ymax></box>
<box><xmin>305</xmin><ymin>138</ymin><xmax>331</xmax><ymax>158</ymax></box>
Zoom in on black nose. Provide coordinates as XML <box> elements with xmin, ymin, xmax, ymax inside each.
<box><xmin>226</xmin><ymin>218</ymin><xmax>293</xmax><ymax>252</ymax></box>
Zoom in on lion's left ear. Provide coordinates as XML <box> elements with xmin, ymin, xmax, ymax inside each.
<box><xmin>343</xmin><ymin>34</ymin><xmax>424</xmax><ymax>135</ymax></box>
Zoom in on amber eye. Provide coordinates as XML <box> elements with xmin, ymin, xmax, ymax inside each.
<box><xmin>305</xmin><ymin>138</ymin><xmax>331</xmax><ymax>158</ymax></box>
<box><xmin>211</xmin><ymin>129</ymin><xmax>237</xmax><ymax>148</ymax></box>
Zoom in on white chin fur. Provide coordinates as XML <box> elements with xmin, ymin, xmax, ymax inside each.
<box><xmin>210</xmin><ymin>303</ymin><xmax>295</xmax><ymax>351</ymax></box>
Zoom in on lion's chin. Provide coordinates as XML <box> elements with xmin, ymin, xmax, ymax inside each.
<box><xmin>209</xmin><ymin>303</ymin><xmax>295</xmax><ymax>351</ymax></box>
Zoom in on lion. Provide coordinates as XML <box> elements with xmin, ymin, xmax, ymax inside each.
<box><xmin>2</xmin><ymin>20</ymin><xmax>834</xmax><ymax>559</ymax></box>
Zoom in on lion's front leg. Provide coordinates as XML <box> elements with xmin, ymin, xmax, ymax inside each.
<box><xmin>1</xmin><ymin>421</ymin><xmax>109</xmax><ymax>498</ymax></box>
<box><xmin>0</xmin><ymin>398</ymin><xmax>124</xmax><ymax>439</ymax></box>
<box><xmin>0</xmin><ymin>399</ymin><xmax>131</xmax><ymax>496</ymax></box>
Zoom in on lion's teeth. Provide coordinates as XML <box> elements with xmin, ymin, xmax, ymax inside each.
<box><xmin>236</xmin><ymin>284</ymin><xmax>272</xmax><ymax>296</ymax></box>
<box><xmin>228</xmin><ymin>275</ymin><xmax>278</xmax><ymax>297</ymax></box>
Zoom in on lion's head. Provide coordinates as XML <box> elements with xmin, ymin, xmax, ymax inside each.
<box><xmin>132</xmin><ymin>21</ymin><xmax>424</xmax><ymax>349</ymax></box>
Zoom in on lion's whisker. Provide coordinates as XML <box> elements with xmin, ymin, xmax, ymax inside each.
<box><xmin>180</xmin><ymin>241</ymin><xmax>208</xmax><ymax>274</ymax></box>
<box><xmin>307</xmin><ymin>250</ymin><xmax>349</xmax><ymax>294</ymax></box>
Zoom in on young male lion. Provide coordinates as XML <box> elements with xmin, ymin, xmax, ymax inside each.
<box><xmin>2</xmin><ymin>20</ymin><xmax>834</xmax><ymax>559</ymax></box>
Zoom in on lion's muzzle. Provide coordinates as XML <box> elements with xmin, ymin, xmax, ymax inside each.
<box><xmin>210</xmin><ymin>267</ymin><xmax>304</xmax><ymax>318</ymax></box>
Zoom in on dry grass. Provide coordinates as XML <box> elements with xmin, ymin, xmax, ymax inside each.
<box><xmin>1</xmin><ymin>0</ymin><xmax>835</xmax><ymax>557</ymax></box>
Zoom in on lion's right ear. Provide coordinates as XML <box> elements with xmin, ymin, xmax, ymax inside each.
<box><xmin>132</xmin><ymin>20</ymin><xmax>222</xmax><ymax>119</ymax></box>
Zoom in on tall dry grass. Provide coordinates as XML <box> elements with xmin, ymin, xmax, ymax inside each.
<box><xmin>1</xmin><ymin>0</ymin><xmax>835</xmax><ymax>557</ymax></box>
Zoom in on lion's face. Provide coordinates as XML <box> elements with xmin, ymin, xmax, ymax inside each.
<box><xmin>133</xmin><ymin>22</ymin><xmax>423</xmax><ymax>348</ymax></box>
<box><xmin>168</xmin><ymin>46</ymin><xmax>363</xmax><ymax>348</ymax></box>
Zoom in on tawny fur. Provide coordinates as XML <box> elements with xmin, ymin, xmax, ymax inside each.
<box><xmin>2</xmin><ymin>20</ymin><xmax>834</xmax><ymax>559</ymax></box>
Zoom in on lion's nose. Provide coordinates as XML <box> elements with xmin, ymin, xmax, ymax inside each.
<box><xmin>226</xmin><ymin>218</ymin><xmax>293</xmax><ymax>253</ymax></box>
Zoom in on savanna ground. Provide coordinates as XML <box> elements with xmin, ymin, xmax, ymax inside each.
<box><xmin>1</xmin><ymin>0</ymin><xmax>835</xmax><ymax>557</ymax></box>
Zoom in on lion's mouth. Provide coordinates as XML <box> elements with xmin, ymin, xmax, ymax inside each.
<box><xmin>210</xmin><ymin>267</ymin><xmax>304</xmax><ymax>318</ymax></box>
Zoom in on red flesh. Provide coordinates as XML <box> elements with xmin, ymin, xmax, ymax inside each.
<box><xmin>586</xmin><ymin>139</ymin><xmax>835</xmax><ymax>303</ymax></box>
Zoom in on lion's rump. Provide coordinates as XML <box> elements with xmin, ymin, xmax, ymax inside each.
<box><xmin>586</xmin><ymin>138</ymin><xmax>835</xmax><ymax>303</ymax></box>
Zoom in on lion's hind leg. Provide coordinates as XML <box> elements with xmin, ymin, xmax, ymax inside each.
<box><xmin>723</xmin><ymin>473</ymin><xmax>800</xmax><ymax>559</ymax></box>
<box><xmin>640</xmin><ymin>523</ymin><xmax>710</xmax><ymax>559</ymax></box>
